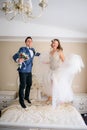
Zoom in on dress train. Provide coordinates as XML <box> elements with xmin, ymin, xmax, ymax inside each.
<box><xmin>35</xmin><ymin>52</ymin><xmax>84</xmax><ymax>107</ymax></box>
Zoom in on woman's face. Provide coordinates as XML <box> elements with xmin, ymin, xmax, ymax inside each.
<box><xmin>52</xmin><ymin>40</ymin><xmax>59</xmax><ymax>49</ymax></box>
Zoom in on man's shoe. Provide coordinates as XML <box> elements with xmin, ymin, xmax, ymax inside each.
<box><xmin>21</xmin><ymin>103</ymin><xmax>26</xmax><ymax>108</ymax></box>
<box><xmin>19</xmin><ymin>100</ymin><xmax>26</xmax><ymax>108</ymax></box>
<box><xmin>25</xmin><ymin>98</ymin><xmax>31</xmax><ymax>104</ymax></box>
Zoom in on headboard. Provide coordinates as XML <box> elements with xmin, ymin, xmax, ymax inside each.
<box><xmin>30</xmin><ymin>74</ymin><xmax>47</xmax><ymax>101</ymax></box>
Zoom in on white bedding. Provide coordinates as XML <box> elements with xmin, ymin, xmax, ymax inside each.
<box><xmin>0</xmin><ymin>99</ymin><xmax>86</xmax><ymax>128</ymax></box>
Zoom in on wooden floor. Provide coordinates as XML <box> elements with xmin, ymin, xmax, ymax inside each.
<box><xmin>81</xmin><ymin>113</ymin><xmax>87</xmax><ymax>125</ymax></box>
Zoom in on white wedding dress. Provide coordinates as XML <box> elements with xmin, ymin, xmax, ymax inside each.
<box><xmin>35</xmin><ymin>51</ymin><xmax>84</xmax><ymax>108</ymax></box>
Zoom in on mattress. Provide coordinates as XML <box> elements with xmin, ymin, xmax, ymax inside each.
<box><xmin>0</xmin><ymin>99</ymin><xmax>86</xmax><ymax>127</ymax></box>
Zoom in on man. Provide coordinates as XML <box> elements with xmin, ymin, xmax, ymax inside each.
<box><xmin>13</xmin><ymin>36</ymin><xmax>40</xmax><ymax>108</ymax></box>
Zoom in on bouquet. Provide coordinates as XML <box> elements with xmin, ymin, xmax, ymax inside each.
<box><xmin>19</xmin><ymin>52</ymin><xmax>29</xmax><ymax>60</ymax></box>
<box><xmin>18</xmin><ymin>52</ymin><xmax>29</xmax><ymax>68</ymax></box>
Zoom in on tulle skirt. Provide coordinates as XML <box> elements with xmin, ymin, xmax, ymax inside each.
<box><xmin>35</xmin><ymin>52</ymin><xmax>84</xmax><ymax>107</ymax></box>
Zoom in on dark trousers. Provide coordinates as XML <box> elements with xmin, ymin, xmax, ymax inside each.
<box><xmin>19</xmin><ymin>72</ymin><xmax>32</xmax><ymax>103</ymax></box>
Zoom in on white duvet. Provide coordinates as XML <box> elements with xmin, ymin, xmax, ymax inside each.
<box><xmin>0</xmin><ymin>99</ymin><xmax>86</xmax><ymax>127</ymax></box>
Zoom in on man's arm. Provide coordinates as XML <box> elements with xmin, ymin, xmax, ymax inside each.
<box><xmin>13</xmin><ymin>53</ymin><xmax>19</xmax><ymax>62</ymax></box>
<box><xmin>30</xmin><ymin>48</ymin><xmax>40</xmax><ymax>56</ymax></box>
<box><xmin>35</xmin><ymin>52</ymin><xmax>40</xmax><ymax>56</ymax></box>
<box><xmin>12</xmin><ymin>47</ymin><xmax>23</xmax><ymax>62</ymax></box>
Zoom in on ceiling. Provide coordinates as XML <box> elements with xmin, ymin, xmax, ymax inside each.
<box><xmin>0</xmin><ymin>0</ymin><xmax>87</xmax><ymax>42</ymax></box>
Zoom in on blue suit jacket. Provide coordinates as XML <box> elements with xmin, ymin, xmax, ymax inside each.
<box><xmin>13</xmin><ymin>47</ymin><xmax>40</xmax><ymax>73</ymax></box>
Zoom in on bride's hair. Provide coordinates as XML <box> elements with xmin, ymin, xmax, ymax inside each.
<box><xmin>51</xmin><ymin>39</ymin><xmax>63</xmax><ymax>50</ymax></box>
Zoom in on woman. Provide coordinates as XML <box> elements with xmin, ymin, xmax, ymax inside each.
<box><xmin>35</xmin><ymin>39</ymin><xmax>84</xmax><ymax>108</ymax></box>
<box><xmin>45</xmin><ymin>39</ymin><xmax>64</xmax><ymax>103</ymax></box>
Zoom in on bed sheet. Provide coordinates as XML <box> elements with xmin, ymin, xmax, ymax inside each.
<box><xmin>0</xmin><ymin>99</ymin><xmax>86</xmax><ymax>127</ymax></box>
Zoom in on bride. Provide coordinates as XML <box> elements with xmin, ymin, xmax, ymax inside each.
<box><xmin>35</xmin><ymin>39</ymin><xmax>84</xmax><ymax>108</ymax></box>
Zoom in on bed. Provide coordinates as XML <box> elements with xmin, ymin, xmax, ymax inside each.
<box><xmin>0</xmin><ymin>76</ymin><xmax>87</xmax><ymax>130</ymax></box>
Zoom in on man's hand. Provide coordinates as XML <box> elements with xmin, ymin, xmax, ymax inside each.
<box><xmin>18</xmin><ymin>58</ymin><xmax>24</xmax><ymax>63</ymax></box>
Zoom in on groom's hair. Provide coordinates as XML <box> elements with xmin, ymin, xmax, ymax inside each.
<box><xmin>25</xmin><ymin>36</ymin><xmax>32</xmax><ymax>43</ymax></box>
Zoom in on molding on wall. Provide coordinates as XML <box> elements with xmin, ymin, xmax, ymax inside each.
<box><xmin>0</xmin><ymin>36</ymin><xmax>87</xmax><ymax>43</ymax></box>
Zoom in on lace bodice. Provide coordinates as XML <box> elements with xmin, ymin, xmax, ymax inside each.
<box><xmin>49</xmin><ymin>51</ymin><xmax>61</xmax><ymax>70</ymax></box>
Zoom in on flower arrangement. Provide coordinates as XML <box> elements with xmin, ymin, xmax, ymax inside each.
<box><xmin>18</xmin><ymin>52</ymin><xmax>29</xmax><ymax>68</ymax></box>
<box><xmin>19</xmin><ymin>52</ymin><xmax>29</xmax><ymax>60</ymax></box>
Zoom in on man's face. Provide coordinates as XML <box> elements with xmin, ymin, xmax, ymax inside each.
<box><xmin>25</xmin><ymin>38</ymin><xmax>32</xmax><ymax>47</ymax></box>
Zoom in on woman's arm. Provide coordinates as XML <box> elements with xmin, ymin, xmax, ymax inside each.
<box><xmin>59</xmin><ymin>50</ymin><xmax>65</xmax><ymax>62</ymax></box>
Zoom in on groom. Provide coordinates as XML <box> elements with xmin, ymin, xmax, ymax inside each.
<box><xmin>13</xmin><ymin>36</ymin><xmax>40</xmax><ymax>108</ymax></box>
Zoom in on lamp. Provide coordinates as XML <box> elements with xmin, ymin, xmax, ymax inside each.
<box><xmin>0</xmin><ymin>0</ymin><xmax>48</xmax><ymax>21</ymax></box>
